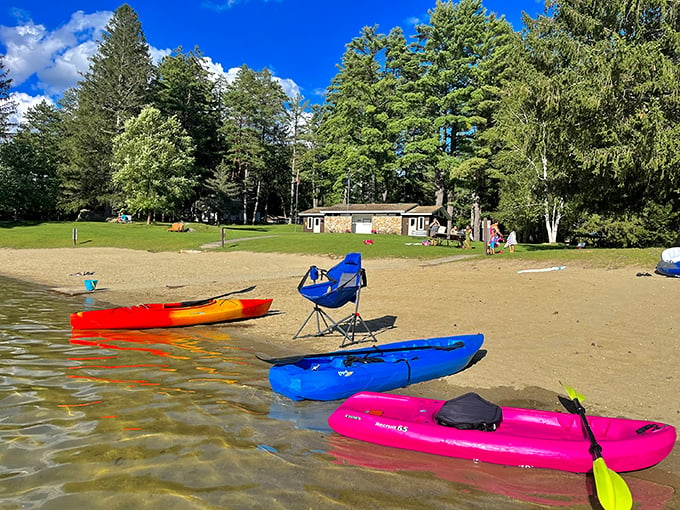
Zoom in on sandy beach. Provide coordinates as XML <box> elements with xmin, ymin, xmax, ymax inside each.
<box><xmin>1</xmin><ymin>246</ymin><xmax>678</xmax><ymax>483</ymax></box>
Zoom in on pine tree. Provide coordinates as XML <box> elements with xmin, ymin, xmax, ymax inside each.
<box><xmin>319</xmin><ymin>26</ymin><xmax>397</xmax><ymax>204</ymax></box>
<box><xmin>61</xmin><ymin>4</ymin><xmax>153</xmax><ymax>214</ymax></box>
<box><xmin>218</xmin><ymin>65</ymin><xmax>288</xmax><ymax>224</ymax></box>
<box><xmin>0</xmin><ymin>55</ymin><xmax>16</xmax><ymax>141</ymax></box>
<box><xmin>300</xmin><ymin>104</ymin><xmax>332</xmax><ymax>209</ymax></box>
<box><xmin>152</xmin><ymin>46</ymin><xmax>222</xmax><ymax>214</ymax></box>
<box><xmin>553</xmin><ymin>0</ymin><xmax>680</xmax><ymax>214</ymax></box>
<box><xmin>286</xmin><ymin>94</ymin><xmax>310</xmax><ymax>223</ymax></box>
<box><xmin>383</xmin><ymin>26</ymin><xmax>431</xmax><ymax>204</ymax></box>
<box><xmin>412</xmin><ymin>0</ymin><xmax>512</xmax><ymax>222</ymax></box>
<box><xmin>0</xmin><ymin>101</ymin><xmax>66</xmax><ymax>219</ymax></box>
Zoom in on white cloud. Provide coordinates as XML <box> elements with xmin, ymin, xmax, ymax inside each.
<box><xmin>1</xmin><ymin>10</ymin><xmax>173</xmax><ymax>125</ymax></box>
<box><xmin>274</xmin><ymin>77</ymin><xmax>300</xmax><ymax>99</ymax></box>
<box><xmin>150</xmin><ymin>46</ymin><xmax>172</xmax><ymax>65</ymax></box>
<box><xmin>9</xmin><ymin>91</ymin><xmax>54</xmax><ymax>128</ymax></box>
<box><xmin>1</xmin><ymin>11</ymin><xmax>112</xmax><ymax>89</ymax></box>
<box><xmin>201</xmin><ymin>0</ymin><xmax>239</xmax><ymax>12</ymax></box>
<box><xmin>1</xmin><ymin>8</ymin><xmax>302</xmax><ymax>128</ymax></box>
<box><xmin>199</xmin><ymin>56</ymin><xmax>227</xmax><ymax>80</ymax></box>
<box><xmin>1</xmin><ymin>10</ymin><xmax>170</xmax><ymax>98</ymax></box>
<box><xmin>201</xmin><ymin>60</ymin><xmax>301</xmax><ymax>99</ymax></box>
<box><xmin>223</xmin><ymin>65</ymin><xmax>246</xmax><ymax>83</ymax></box>
<box><xmin>313</xmin><ymin>86</ymin><xmax>328</xmax><ymax>98</ymax></box>
<box><xmin>36</xmin><ymin>40</ymin><xmax>99</xmax><ymax>95</ymax></box>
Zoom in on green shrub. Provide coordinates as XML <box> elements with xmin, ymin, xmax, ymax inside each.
<box><xmin>573</xmin><ymin>204</ymin><xmax>677</xmax><ymax>248</ymax></box>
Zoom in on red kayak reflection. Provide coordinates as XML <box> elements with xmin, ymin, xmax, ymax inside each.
<box><xmin>70</xmin><ymin>328</ymin><xmax>221</xmax><ymax>359</ymax></box>
<box><xmin>67</xmin><ymin>327</ymin><xmax>256</xmax><ymax>388</ymax></box>
<box><xmin>326</xmin><ymin>434</ymin><xmax>674</xmax><ymax>509</ymax></box>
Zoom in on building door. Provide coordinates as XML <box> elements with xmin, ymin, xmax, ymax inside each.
<box><xmin>408</xmin><ymin>217</ymin><xmax>426</xmax><ymax>236</ymax></box>
<box><xmin>313</xmin><ymin>217</ymin><xmax>322</xmax><ymax>233</ymax></box>
<box><xmin>408</xmin><ymin>217</ymin><xmax>417</xmax><ymax>236</ymax></box>
<box><xmin>354</xmin><ymin>215</ymin><xmax>373</xmax><ymax>234</ymax></box>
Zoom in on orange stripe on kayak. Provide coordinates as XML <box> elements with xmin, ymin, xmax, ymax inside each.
<box><xmin>71</xmin><ymin>298</ymin><xmax>273</xmax><ymax>329</ymax></box>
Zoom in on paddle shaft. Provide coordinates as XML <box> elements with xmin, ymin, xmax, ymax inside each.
<box><xmin>259</xmin><ymin>341</ymin><xmax>465</xmax><ymax>365</ymax></box>
<box><xmin>562</xmin><ymin>385</ymin><xmax>633</xmax><ymax>510</ymax></box>
<box><xmin>572</xmin><ymin>398</ymin><xmax>603</xmax><ymax>458</ymax></box>
<box><xmin>179</xmin><ymin>285</ymin><xmax>256</xmax><ymax>307</ymax></box>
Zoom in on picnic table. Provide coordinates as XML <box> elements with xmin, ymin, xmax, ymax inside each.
<box><xmin>433</xmin><ymin>227</ymin><xmax>465</xmax><ymax>247</ymax></box>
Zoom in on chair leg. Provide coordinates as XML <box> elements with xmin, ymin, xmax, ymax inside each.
<box><xmin>336</xmin><ymin>284</ymin><xmax>377</xmax><ymax>347</ymax></box>
<box><xmin>293</xmin><ymin>308</ymin><xmax>317</xmax><ymax>339</ymax></box>
<box><xmin>293</xmin><ymin>305</ymin><xmax>341</xmax><ymax>339</ymax></box>
<box><xmin>294</xmin><ymin>287</ymin><xmax>378</xmax><ymax>347</ymax></box>
<box><xmin>337</xmin><ymin>312</ymin><xmax>378</xmax><ymax>347</ymax></box>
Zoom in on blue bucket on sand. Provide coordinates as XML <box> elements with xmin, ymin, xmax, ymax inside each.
<box><xmin>84</xmin><ymin>279</ymin><xmax>98</xmax><ymax>291</ymax></box>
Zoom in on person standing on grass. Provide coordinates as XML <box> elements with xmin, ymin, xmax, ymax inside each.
<box><xmin>429</xmin><ymin>218</ymin><xmax>440</xmax><ymax>246</ymax></box>
<box><xmin>463</xmin><ymin>225</ymin><xmax>472</xmax><ymax>249</ymax></box>
<box><xmin>505</xmin><ymin>230</ymin><xmax>517</xmax><ymax>253</ymax></box>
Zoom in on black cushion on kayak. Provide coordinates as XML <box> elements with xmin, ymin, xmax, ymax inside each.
<box><xmin>343</xmin><ymin>355</ymin><xmax>385</xmax><ymax>367</ymax></box>
<box><xmin>435</xmin><ymin>392</ymin><xmax>502</xmax><ymax>431</ymax></box>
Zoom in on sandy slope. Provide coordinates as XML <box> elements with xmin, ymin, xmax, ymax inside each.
<box><xmin>2</xmin><ymin>247</ymin><xmax>678</xmax><ymax>478</ymax></box>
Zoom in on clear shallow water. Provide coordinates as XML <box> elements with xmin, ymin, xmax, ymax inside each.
<box><xmin>0</xmin><ymin>276</ymin><xmax>676</xmax><ymax>509</ymax></box>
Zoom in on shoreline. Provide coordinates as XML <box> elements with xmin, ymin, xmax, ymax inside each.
<box><xmin>1</xmin><ymin>246</ymin><xmax>678</xmax><ymax>479</ymax></box>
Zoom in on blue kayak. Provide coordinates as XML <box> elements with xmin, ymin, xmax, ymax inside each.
<box><xmin>656</xmin><ymin>247</ymin><xmax>680</xmax><ymax>277</ymax></box>
<box><xmin>267</xmin><ymin>334</ymin><xmax>484</xmax><ymax>401</ymax></box>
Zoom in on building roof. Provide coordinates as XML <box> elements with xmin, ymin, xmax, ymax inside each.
<box><xmin>403</xmin><ymin>205</ymin><xmax>449</xmax><ymax>216</ymax></box>
<box><xmin>300</xmin><ymin>203</ymin><xmax>421</xmax><ymax>215</ymax></box>
<box><xmin>299</xmin><ymin>203</ymin><xmax>451</xmax><ymax>220</ymax></box>
<box><xmin>298</xmin><ymin>207</ymin><xmax>326</xmax><ymax>216</ymax></box>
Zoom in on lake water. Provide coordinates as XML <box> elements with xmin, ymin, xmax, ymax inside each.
<box><xmin>0</xmin><ymin>275</ymin><xmax>676</xmax><ymax>509</ymax></box>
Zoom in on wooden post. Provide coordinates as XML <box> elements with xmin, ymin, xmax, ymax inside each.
<box><xmin>72</xmin><ymin>228</ymin><xmax>77</xmax><ymax>246</ymax></box>
<box><xmin>221</xmin><ymin>227</ymin><xmax>226</xmax><ymax>248</ymax></box>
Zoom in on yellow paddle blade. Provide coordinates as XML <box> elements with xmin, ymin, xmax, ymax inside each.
<box><xmin>561</xmin><ymin>382</ymin><xmax>586</xmax><ymax>403</ymax></box>
<box><xmin>593</xmin><ymin>457</ymin><xmax>633</xmax><ymax>510</ymax></box>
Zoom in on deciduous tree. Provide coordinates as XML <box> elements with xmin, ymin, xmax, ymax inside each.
<box><xmin>111</xmin><ymin>106</ymin><xmax>196</xmax><ymax>223</ymax></box>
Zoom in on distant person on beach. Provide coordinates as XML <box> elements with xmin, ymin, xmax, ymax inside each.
<box><xmin>429</xmin><ymin>218</ymin><xmax>440</xmax><ymax>245</ymax></box>
<box><xmin>505</xmin><ymin>230</ymin><xmax>517</xmax><ymax>253</ymax></box>
<box><xmin>463</xmin><ymin>225</ymin><xmax>472</xmax><ymax>249</ymax></box>
<box><xmin>488</xmin><ymin>221</ymin><xmax>502</xmax><ymax>254</ymax></box>
<box><xmin>488</xmin><ymin>233</ymin><xmax>499</xmax><ymax>254</ymax></box>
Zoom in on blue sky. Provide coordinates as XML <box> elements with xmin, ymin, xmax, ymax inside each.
<box><xmin>1</xmin><ymin>0</ymin><xmax>546</xmax><ymax>121</ymax></box>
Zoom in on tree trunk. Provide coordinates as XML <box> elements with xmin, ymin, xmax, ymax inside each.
<box><xmin>289</xmin><ymin>144</ymin><xmax>297</xmax><ymax>223</ymax></box>
<box><xmin>251</xmin><ymin>178</ymin><xmax>261</xmax><ymax>225</ymax></box>
<box><xmin>544</xmin><ymin>197</ymin><xmax>563</xmax><ymax>244</ymax></box>
<box><xmin>242</xmin><ymin>163</ymin><xmax>249</xmax><ymax>225</ymax></box>
<box><xmin>540</xmin><ymin>154</ymin><xmax>563</xmax><ymax>244</ymax></box>
<box><xmin>435</xmin><ymin>187</ymin><xmax>445</xmax><ymax>207</ymax></box>
<box><xmin>471</xmin><ymin>192</ymin><xmax>481</xmax><ymax>243</ymax></box>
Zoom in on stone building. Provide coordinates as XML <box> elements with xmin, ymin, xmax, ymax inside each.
<box><xmin>298</xmin><ymin>203</ymin><xmax>450</xmax><ymax>236</ymax></box>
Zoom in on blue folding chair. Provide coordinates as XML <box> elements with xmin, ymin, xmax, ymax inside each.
<box><xmin>293</xmin><ymin>252</ymin><xmax>377</xmax><ymax>347</ymax></box>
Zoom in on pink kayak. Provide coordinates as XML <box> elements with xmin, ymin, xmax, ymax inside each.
<box><xmin>328</xmin><ymin>391</ymin><xmax>676</xmax><ymax>473</ymax></box>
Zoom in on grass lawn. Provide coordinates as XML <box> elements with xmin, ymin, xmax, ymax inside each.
<box><xmin>0</xmin><ymin>220</ymin><xmax>664</xmax><ymax>269</ymax></box>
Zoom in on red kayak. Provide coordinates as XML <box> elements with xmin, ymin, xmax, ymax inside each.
<box><xmin>70</xmin><ymin>298</ymin><xmax>273</xmax><ymax>330</ymax></box>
